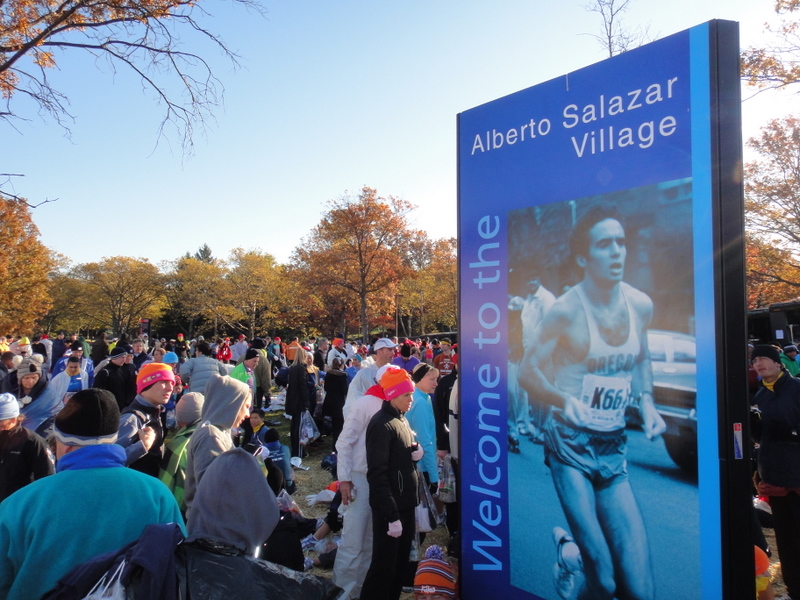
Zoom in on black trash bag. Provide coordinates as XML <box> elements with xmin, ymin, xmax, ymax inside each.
<box><xmin>177</xmin><ymin>544</ymin><xmax>342</xmax><ymax>600</ymax></box>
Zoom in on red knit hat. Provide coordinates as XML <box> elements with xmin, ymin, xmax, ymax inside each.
<box><xmin>378</xmin><ymin>366</ymin><xmax>414</xmax><ymax>400</ymax></box>
<box><xmin>136</xmin><ymin>362</ymin><xmax>176</xmax><ymax>394</ymax></box>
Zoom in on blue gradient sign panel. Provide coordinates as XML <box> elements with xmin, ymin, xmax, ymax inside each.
<box><xmin>457</xmin><ymin>22</ymin><xmax>727</xmax><ymax>600</ymax></box>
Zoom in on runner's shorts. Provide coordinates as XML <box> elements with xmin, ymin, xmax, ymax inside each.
<box><xmin>544</xmin><ymin>413</ymin><xmax>628</xmax><ymax>487</ymax></box>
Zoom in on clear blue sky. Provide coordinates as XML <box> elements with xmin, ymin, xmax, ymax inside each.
<box><xmin>1</xmin><ymin>0</ymin><xmax>790</xmax><ymax>267</ymax></box>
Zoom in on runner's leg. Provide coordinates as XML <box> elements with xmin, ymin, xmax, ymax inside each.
<box><xmin>549</xmin><ymin>456</ymin><xmax>616</xmax><ymax>600</ymax></box>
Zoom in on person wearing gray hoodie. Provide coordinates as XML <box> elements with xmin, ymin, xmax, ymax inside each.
<box><xmin>179</xmin><ymin>448</ymin><xmax>341</xmax><ymax>598</ymax></box>
<box><xmin>183</xmin><ymin>374</ymin><xmax>251</xmax><ymax>512</ymax></box>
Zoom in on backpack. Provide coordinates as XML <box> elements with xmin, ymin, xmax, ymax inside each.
<box><xmin>275</xmin><ymin>366</ymin><xmax>290</xmax><ymax>387</ymax></box>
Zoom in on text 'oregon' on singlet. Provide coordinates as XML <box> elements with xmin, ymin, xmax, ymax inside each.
<box><xmin>554</xmin><ymin>282</ymin><xmax>640</xmax><ymax>432</ymax></box>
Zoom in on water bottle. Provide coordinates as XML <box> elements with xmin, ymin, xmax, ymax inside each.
<box><xmin>338</xmin><ymin>487</ymin><xmax>355</xmax><ymax>516</ymax></box>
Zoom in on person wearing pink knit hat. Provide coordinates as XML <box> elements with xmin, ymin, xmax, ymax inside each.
<box><xmin>359</xmin><ymin>366</ymin><xmax>424</xmax><ymax>600</ymax></box>
<box><xmin>114</xmin><ymin>362</ymin><xmax>176</xmax><ymax>477</ymax></box>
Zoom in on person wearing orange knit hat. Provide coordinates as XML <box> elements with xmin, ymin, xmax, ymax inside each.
<box><xmin>359</xmin><ymin>366</ymin><xmax>424</xmax><ymax>600</ymax></box>
<box><xmin>413</xmin><ymin>545</ymin><xmax>457</xmax><ymax>599</ymax></box>
<box><xmin>115</xmin><ymin>362</ymin><xmax>176</xmax><ymax>477</ymax></box>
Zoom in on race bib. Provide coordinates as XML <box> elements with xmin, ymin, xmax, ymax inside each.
<box><xmin>579</xmin><ymin>373</ymin><xmax>632</xmax><ymax>431</ymax></box>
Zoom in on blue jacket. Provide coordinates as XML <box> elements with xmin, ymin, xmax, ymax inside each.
<box><xmin>0</xmin><ymin>444</ymin><xmax>184</xmax><ymax>600</ymax></box>
<box><xmin>405</xmin><ymin>388</ymin><xmax>439</xmax><ymax>483</ymax></box>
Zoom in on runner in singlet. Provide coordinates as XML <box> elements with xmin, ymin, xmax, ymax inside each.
<box><xmin>520</xmin><ymin>203</ymin><xmax>666</xmax><ymax>600</ymax></box>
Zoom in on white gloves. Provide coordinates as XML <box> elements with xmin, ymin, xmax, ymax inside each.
<box><xmin>411</xmin><ymin>446</ymin><xmax>424</xmax><ymax>462</ymax></box>
<box><xmin>387</xmin><ymin>520</ymin><xmax>403</xmax><ymax>538</ymax></box>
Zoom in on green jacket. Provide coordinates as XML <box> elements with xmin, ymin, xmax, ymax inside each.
<box><xmin>159</xmin><ymin>421</ymin><xmax>199</xmax><ymax>514</ymax></box>
<box><xmin>781</xmin><ymin>353</ymin><xmax>800</xmax><ymax>377</ymax></box>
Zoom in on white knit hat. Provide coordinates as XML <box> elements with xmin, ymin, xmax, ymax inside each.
<box><xmin>0</xmin><ymin>393</ymin><xmax>20</xmax><ymax>420</ymax></box>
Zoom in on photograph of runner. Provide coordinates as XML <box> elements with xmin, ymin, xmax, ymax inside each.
<box><xmin>507</xmin><ymin>179</ymin><xmax>700</xmax><ymax>600</ymax></box>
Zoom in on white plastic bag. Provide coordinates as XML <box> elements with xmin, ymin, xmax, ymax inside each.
<box><xmin>299</xmin><ymin>410</ymin><xmax>320</xmax><ymax>446</ymax></box>
<box><xmin>82</xmin><ymin>560</ymin><xmax>126</xmax><ymax>600</ymax></box>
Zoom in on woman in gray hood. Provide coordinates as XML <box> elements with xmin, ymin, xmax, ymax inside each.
<box><xmin>183</xmin><ymin>374</ymin><xmax>251</xmax><ymax>512</ymax></box>
<box><xmin>179</xmin><ymin>448</ymin><xmax>341</xmax><ymax>599</ymax></box>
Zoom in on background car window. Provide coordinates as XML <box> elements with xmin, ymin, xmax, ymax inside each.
<box><xmin>674</xmin><ymin>338</ymin><xmax>696</xmax><ymax>363</ymax></box>
<box><xmin>649</xmin><ymin>334</ymin><xmax>667</xmax><ymax>362</ymax></box>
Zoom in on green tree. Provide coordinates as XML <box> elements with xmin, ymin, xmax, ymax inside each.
<box><xmin>162</xmin><ymin>256</ymin><xmax>225</xmax><ymax>337</ymax></box>
<box><xmin>292</xmin><ymin>187</ymin><xmax>416</xmax><ymax>341</ymax></box>
<box><xmin>220</xmin><ymin>249</ymin><xmax>284</xmax><ymax>339</ymax></box>
<box><xmin>70</xmin><ymin>257</ymin><xmax>164</xmax><ymax>334</ymax></box>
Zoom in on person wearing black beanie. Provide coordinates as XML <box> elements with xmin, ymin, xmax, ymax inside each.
<box><xmin>752</xmin><ymin>343</ymin><xmax>800</xmax><ymax>600</ymax></box>
<box><xmin>0</xmin><ymin>388</ymin><xmax>184</xmax><ymax>600</ymax></box>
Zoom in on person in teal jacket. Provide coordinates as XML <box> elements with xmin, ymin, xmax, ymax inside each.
<box><xmin>406</xmin><ymin>363</ymin><xmax>440</xmax><ymax>494</ymax></box>
<box><xmin>0</xmin><ymin>388</ymin><xmax>185</xmax><ymax>600</ymax></box>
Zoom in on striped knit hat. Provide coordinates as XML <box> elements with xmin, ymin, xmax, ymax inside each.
<box><xmin>414</xmin><ymin>545</ymin><xmax>456</xmax><ymax>597</ymax></box>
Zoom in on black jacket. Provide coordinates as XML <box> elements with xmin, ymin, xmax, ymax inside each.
<box><xmin>322</xmin><ymin>370</ymin><xmax>348</xmax><ymax>417</ymax></box>
<box><xmin>752</xmin><ymin>372</ymin><xmax>800</xmax><ymax>488</ymax></box>
<box><xmin>0</xmin><ymin>425</ymin><xmax>53</xmax><ymax>501</ymax></box>
<box><xmin>366</xmin><ymin>401</ymin><xmax>419</xmax><ymax>522</ymax></box>
<box><xmin>95</xmin><ymin>362</ymin><xmax>136</xmax><ymax>411</ymax></box>
<box><xmin>285</xmin><ymin>364</ymin><xmax>310</xmax><ymax>417</ymax></box>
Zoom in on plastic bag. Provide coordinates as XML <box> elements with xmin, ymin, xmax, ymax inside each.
<box><xmin>416</xmin><ymin>467</ymin><xmax>445</xmax><ymax>533</ymax></box>
<box><xmin>437</xmin><ymin>453</ymin><xmax>457</xmax><ymax>503</ymax></box>
<box><xmin>82</xmin><ymin>560</ymin><xmax>126</xmax><ymax>600</ymax></box>
<box><xmin>276</xmin><ymin>489</ymin><xmax>304</xmax><ymax>516</ymax></box>
<box><xmin>177</xmin><ymin>545</ymin><xmax>341</xmax><ymax>599</ymax></box>
<box><xmin>299</xmin><ymin>410</ymin><xmax>320</xmax><ymax>446</ymax></box>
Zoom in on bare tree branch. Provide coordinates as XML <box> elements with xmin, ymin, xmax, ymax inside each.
<box><xmin>1</xmin><ymin>0</ymin><xmax>265</xmax><ymax>152</ymax></box>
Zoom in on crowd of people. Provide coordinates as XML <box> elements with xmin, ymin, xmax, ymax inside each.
<box><xmin>0</xmin><ymin>331</ymin><xmax>460</xmax><ymax>600</ymax></box>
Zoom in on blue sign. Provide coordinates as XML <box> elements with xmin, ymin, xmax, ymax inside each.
<box><xmin>457</xmin><ymin>21</ymin><xmax>730</xmax><ymax>600</ymax></box>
